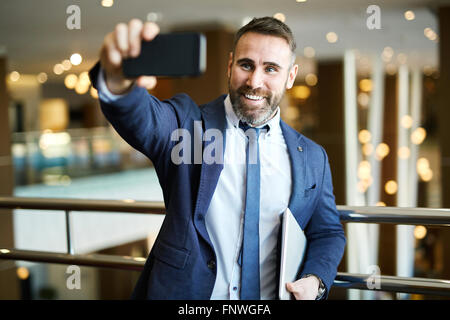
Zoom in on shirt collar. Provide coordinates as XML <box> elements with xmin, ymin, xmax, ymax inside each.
<box><xmin>223</xmin><ymin>94</ymin><xmax>281</xmax><ymax>133</ymax></box>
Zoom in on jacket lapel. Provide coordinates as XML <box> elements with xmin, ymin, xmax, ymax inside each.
<box><xmin>193</xmin><ymin>95</ymin><xmax>228</xmax><ymax>246</ymax></box>
<box><xmin>280</xmin><ymin>120</ymin><xmax>307</xmax><ymax>228</ymax></box>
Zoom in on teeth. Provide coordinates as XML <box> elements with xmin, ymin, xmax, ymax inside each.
<box><xmin>245</xmin><ymin>94</ymin><xmax>264</xmax><ymax>101</ymax></box>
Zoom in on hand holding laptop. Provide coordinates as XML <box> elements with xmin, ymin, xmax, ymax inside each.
<box><xmin>278</xmin><ymin>208</ymin><xmax>321</xmax><ymax>300</ymax></box>
<box><xmin>286</xmin><ymin>275</ymin><xmax>320</xmax><ymax>300</ymax></box>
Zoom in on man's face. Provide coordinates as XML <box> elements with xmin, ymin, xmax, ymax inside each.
<box><xmin>227</xmin><ymin>32</ymin><xmax>298</xmax><ymax>126</ymax></box>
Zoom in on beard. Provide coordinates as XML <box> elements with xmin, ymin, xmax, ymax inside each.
<box><xmin>228</xmin><ymin>78</ymin><xmax>286</xmax><ymax>126</ymax></box>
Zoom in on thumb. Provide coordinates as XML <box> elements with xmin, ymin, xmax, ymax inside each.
<box><xmin>136</xmin><ymin>76</ymin><xmax>157</xmax><ymax>90</ymax></box>
<box><xmin>286</xmin><ymin>282</ymin><xmax>295</xmax><ymax>292</ymax></box>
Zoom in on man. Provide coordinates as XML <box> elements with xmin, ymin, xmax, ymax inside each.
<box><xmin>90</xmin><ymin>16</ymin><xmax>346</xmax><ymax>300</ymax></box>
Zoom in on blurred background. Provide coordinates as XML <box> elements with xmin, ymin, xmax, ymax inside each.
<box><xmin>0</xmin><ymin>0</ymin><xmax>449</xmax><ymax>300</ymax></box>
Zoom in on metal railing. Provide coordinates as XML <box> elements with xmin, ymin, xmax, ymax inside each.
<box><xmin>1</xmin><ymin>196</ymin><xmax>450</xmax><ymax>297</ymax></box>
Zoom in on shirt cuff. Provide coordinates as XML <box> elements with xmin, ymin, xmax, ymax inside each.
<box><xmin>96</xmin><ymin>67</ymin><xmax>135</xmax><ymax>103</ymax></box>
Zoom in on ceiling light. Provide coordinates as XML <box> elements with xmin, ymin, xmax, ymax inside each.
<box><xmin>101</xmin><ymin>0</ymin><xmax>114</xmax><ymax>8</ymax></box>
<box><xmin>16</xmin><ymin>267</ymin><xmax>29</xmax><ymax>280</ymax></box>
<box><xmin>70</xmin><ymin>53</ymin><xmax>82</xmax><ymax>66</ymax></box>
<box><xmin>9</xmin><ymin>71</ymin><xmax>20</xmax><ymax>82</ymax></box>
<box><xmin>303</xmin><ymin>46</ymin><xmax>315</xmax><ymax>58</ymax></box>
<box><xmin>78</xmin><ymin>71</ymin><xmax>90</xmax><ymax>85</ymax></box>
<box><xmin>417</xmin><ymin>157</ymin><xmax>430</xmax><ymax>175</ymax></box>
<box><xmin>414</xmin><ymin>226</ymin><xmax>427</xmax><ymax>239</ymax></box>
<box><xmin>37</xmin><ymin>72</ymin><xmax>48</xmax><ymax>84</ymax></box>
<box><xmin>90</xmin><ymin>86</ymin><xmax>99</xmax><ymax>99</ymax></box>
<box><xmin>75</xmin><ymin>81</ymin><xmax>89</xmax><ymax>95</ymax></box>
<box><xmin>53</xmin><ymin>64</ymin><xmax>64</xmax><ymax>75</ymax></box>
<box><xmin>358</xmin><ymin>92</ymin><xmax>370</xmax><ymax>108</ymax></box>
<box><xmin>400</xmin><ymin>115</ymin><xmax>413</xmax><ymax>129</ymax></box>
<box><xmin>62</xmin><ymin>59</ymin><xmax>72</xmax><ymax>71</ymax></box>
<box><xmin>404</xmin><ymin>10</ymin><xmax>415</xmax><ymax>21</ymax></box>
<box><xmin>358</xmin><ymin>129</ymin><xmax>372</xmax><ymax>144</ymax></box>
<box><xmin>424</xmin><ymin>27</ymin><xmax>438</xmax><ymax>41</ymax></box>
<box><xmin>358</xmin><ymin>161</ymin><xmax>371</xmax><ymax>180</ymax></box>
<box><xmin>326</xmin><ymin>32</ymin><xmax>338</xmax><ymax>43</ymax></box>
<box><xmin>273</xmin><ymin>13</ymin><xmax>286</xmax><ymax>23</ymax></box>
<box><xmin>375</xmin><ymin>143</ymin><xmax>390</xmax><ymax>160</ymax></box>
<box><xmin>362</xmin><ymin>143</ymin><xmax>373</xmax><ymax>156</ymax></box>
<box><xmin>411</xmin><ymin>127</ymin><xmax>426</xmax><ymax>145</ymax></box>
<box><xmin>64</xmin><ymin>74</ymin><xmax>78</xmax><ymax>89</ymax></box>
<box><xmin>420</xmin><ymin>169</ymin><xmax>433</xmax><ymax>182</ymax></box>
<box><xmin>359</xmin><ymin>79</ymin><xmax>372</xmax><ymax>92</ymax></box>
<box><xmin>398</xmin><ymin>146</ymin><xmax>410</xmax><ymax>159</ymax></box>
<box><xmin>305</xmin><ymin>73</ymin><xmax>318</xmax><ymax>86</ymax></box>
<box><xmin>292</xmin><ymin>85</ymin><xmax>310</xmax><ymax>99</ymax></box>
<box><xmin>385</xmin><ymin>180</ymin><xmax>398</xmax><ymax>195</ymax></box>
<box><xmin>381</xmin><ymin>46</ymin><xmax>394</xmax><ymax>62</ymax></box>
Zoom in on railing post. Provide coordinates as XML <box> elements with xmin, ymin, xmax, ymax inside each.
<box><xmin>65</xmin><ymin>210</ymin><xmax>73</xmax><ymax>255</ymax></box>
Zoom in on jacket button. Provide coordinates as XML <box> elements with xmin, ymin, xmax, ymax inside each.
<box><xmin>207</xmin><ymin>259</ymin><xmax>216</xmax><ymax>269</ymax></box>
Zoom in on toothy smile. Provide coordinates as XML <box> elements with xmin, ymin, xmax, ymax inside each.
<box><xmin>244</xmin><ymin>94</ymin><xmax>264</xmax><ymax>101</ymax></box>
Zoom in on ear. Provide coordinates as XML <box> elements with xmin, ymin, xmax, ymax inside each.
<box><xmin>227</xmin><ymin>52</ymin><xmax>233</xmax><ymax>78</ymax></box>
<box><xmin>286</xmin><ymin>64</ymin><xmax>298</xmax><ymax>89</ymax></box>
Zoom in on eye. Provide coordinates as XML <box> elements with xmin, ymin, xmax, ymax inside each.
<box><xmin>265</xmin><ymin>66</ymin><xmax>277</xmax><ymax>73</ymax></box>
<box><xmin>240</xmin><ymin>63</ymin><xmax>253</xmax><ymax>71</ymax></box>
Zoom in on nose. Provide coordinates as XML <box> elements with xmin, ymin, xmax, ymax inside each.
<box><xmin>246</xmin><ymin>68</ymin><xmax>264</xmax><ymax>89</ymax></box>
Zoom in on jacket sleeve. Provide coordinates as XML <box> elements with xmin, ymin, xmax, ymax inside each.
<box><xmin>88</xmin><ymin>62</ymin><xmax>194</xmax><ymax>165</ymax></box>
<box><xmin>300</xmin><ymin>146</ymin><xmax>346</xmax><ymax>299</ymax></box>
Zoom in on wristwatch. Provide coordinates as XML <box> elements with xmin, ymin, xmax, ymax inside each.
<box><xmin>302</xmin><ymin>274</ymin><xmax>326</xmax><ymax>300</ymax></box>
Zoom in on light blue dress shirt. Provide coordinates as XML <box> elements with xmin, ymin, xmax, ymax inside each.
<box><xmin>206</xmin><ymin>96</ymin><xmax>292</xmax><ymax>299</ymax></box>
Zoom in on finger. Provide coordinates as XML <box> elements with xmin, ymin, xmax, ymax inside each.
<box><xmin>142</xmin><ymin>21</ymin><xmax>160</xmax><ymax>41</ymax></box>
<box><xmin>114</xmin><ymin>23</ymin><xmax>129</xmax><ymax>57</ymax></box>
<box><xmin>286</xmin><ymin>282</ymin><xmax>306</xmax><ymax>299</ymax></box>
<box><xmin>128</xmin><ymin>19</ymin><xmax>144</xmax><ymax>57</ymax></box>
<box><xmin>285</xmin><ymin>282</ymin><xmax>294</xmax><ymax>292</ymax></box>
<box><xmin>136</xmin><ymin>76</ymin><xmax>157</xmax><ymax>90</ymax></box>
<box><xmin>104</xmin><ymin>32</ymin><xmax>122</xmax><ymax>67</ymax></box>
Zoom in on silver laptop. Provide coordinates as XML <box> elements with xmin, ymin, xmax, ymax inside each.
<box><xmin>278</xmin><ymin>208</ymin><xmax>307</xmax><ymax>300</ymax></box>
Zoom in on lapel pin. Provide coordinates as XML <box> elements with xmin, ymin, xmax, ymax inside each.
<box><xmin>297</xmin><ymin>146</ymin><xmax>303</xmax><ymax>152</ymax></box>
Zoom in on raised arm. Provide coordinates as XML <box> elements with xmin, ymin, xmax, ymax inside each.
<box><xmin>90</xmin><ymin>19</ymin><xmax>194</xmax><ymax>164</ymax></box>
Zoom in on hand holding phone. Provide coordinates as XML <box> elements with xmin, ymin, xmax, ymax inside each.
<box><xmin>99</xmin><ymin>19</ymin><xmax>160</xmax><ymax>94</ymax></box>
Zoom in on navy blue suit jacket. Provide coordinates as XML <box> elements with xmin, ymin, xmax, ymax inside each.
<box><xmin>90</xmin><ymin>64</ymin><xmax>346</xmax><ymax>300</ymax></box>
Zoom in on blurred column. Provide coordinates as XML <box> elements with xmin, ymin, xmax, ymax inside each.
<box><xmin>378</xmin><ymin>74</ymin><xmax>397</xmax><ymax>278</ymax></box>
<box><xmin>365</xmin><ymin>55</ymin><xmax>385</xmax><ymax>300</ymax></box>
<box><xmin>316</xmin><ymin>61</ymin><xmax>346</xmax><ymax>204</ymax></box>
<box><xmin>409</xmin><ymin>68</ymin><xmax>422</xmax><ymax>208</ymax></box>
<box><xmin>367</xmin><ymin>56</ymin><xmax>385</xmax><ymax>207</ymax></box>
<box><xmin>438</xmin><ymin>6</ymin><xmax>450</xmax><ymax>280</ymax></box>
<box><xmin>0</xmin><ymin>56</ymin><xmax>20</xmax><ymax>299</ymax></box>
<box><xmin>316</xmin><ymin>59</ymin><xmax>347</xmax><ymax>299</ymax></box>
<box><xmin>343</xmin><ymin>50</ymin><xmax>370</xmax><ymax>300</ymax></box>
<box><xmin>396</xmin><ymin>65</ymin><xmax>415</xmax><ymax>299</ymax></box>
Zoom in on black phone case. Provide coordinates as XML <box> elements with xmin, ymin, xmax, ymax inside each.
<box><xmin>122</xmin><ymin>32</ymin><xmax>206</xmax><ymax>78</ymax></box>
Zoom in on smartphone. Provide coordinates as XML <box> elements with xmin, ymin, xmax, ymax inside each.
<box><xmin>122</xmin><ymin>32</ymin><xmax>206</xmax><ymax>78</ymax></box>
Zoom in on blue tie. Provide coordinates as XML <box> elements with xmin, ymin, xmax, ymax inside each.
<box><xmin>238</xmin><ymin>121</ymin><xmax>268</xmax><ymax>300</ymax></box>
